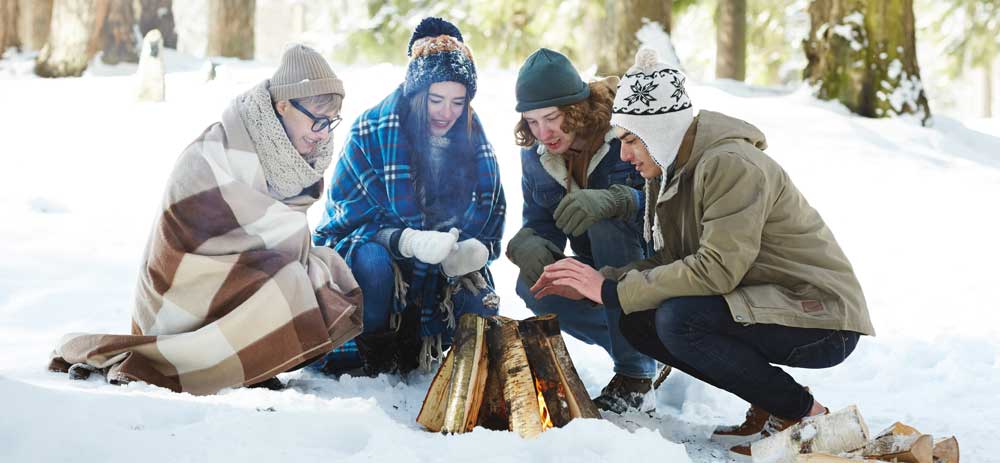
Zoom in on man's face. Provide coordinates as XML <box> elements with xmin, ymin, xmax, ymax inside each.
<box><xmin>521</xmin><ymin>106</ymin><xmax>576</xmax><ymax>154</ymax></box>
<box><xmin>617</xmin><ymin>128</ymin><xmax>662</xmax><ymax>179</ymax></box>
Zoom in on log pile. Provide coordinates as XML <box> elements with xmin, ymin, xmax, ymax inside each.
<box><xmin>750</xmin><ymin>405</ymin><xmax>960</xmax><ymax>463</ymax></box>
<box><xmin>417</xmin><ymin>313</ymin><xmax>600</xmax><ymax>438</ymax></box>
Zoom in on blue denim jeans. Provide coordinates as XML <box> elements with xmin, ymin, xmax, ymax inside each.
<box><xmin>312</xmin><ymin>241</ymin><xmax>498</xmax><ymax>372</ymax></box>
<box><xmin>620</xmin><ymin>295</ymin><xmax>860</xmax><ymax>419</ymax></box>
<box><xmin>516</xmin><ymin>219</ymin><xmax>658</xmax><ymax>379</ymax></box>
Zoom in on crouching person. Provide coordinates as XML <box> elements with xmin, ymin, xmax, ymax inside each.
<box><xmin>49</xmin><ymin>45</ymin><xmax>363</xmax><ymax>394</ymax></box>
<box><xmin>507</xmin><ymin>48</ymin><xmax>657</xmax><ymax>413</ymax></box>
<box><xmin>311</xmin><ymin>18</ymin><xmax>505</xmax><ymax>377</ymax></box>
<box><xmin>531</xmin><ymin>50</ymin><xmax>874</xmax><ymax>457</ymax></box>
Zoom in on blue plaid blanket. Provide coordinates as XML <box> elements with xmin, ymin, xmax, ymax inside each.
<box><xmin>314</xmin><ymin>86</ymin><xmax>505</xmax><ymax>343</ymax></box>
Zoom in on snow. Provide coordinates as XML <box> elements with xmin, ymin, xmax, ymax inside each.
<box><xmin>2</xmin><ymin>51</ymin><xmax>1000</xmax><ymax>462</ymax></box>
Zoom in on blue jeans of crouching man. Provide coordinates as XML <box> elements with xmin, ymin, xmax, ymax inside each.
<box><xmin>516</xmin><ymin>219</ymin><xmax>658</xmax><ymax>380</ymax></box>
<box><xmin>620</xmin><ymin>295</ymin><xmax>860</xmax><ymax>420</ymax></box>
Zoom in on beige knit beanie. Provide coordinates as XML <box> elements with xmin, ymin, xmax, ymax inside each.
<box><xmin>268</xmin><ymin>44</ymin><xmax>345</xmax><ymax>102</ymax></box>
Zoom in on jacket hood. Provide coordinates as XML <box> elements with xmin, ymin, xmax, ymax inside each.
<box><xmin>690</xmin><ymin>110</ymin><xmax>768</xmax><ymax>161</ymax></box>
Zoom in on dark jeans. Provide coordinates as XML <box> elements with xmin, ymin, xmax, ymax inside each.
<box><xmin>620</xmin><ymin>295</ymin><xmax>860</xmax><ymax>420</ymax></box>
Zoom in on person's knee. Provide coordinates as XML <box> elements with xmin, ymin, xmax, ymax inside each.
<box><xmin>586</xmin><ymin>219</ymin><xmax>623</xmax><ymax>242</ymax></box>
<box><xmin>352</xmin><ymin>242</ymin><xmax>393</xmax><ymax>281</ymax></box>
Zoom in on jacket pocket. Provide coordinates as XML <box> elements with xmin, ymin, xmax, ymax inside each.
<box><xmin>531</xmin><ymin>184</ymin><xmax>565</xmax><ymax>209</ymax></box>
<box><xmin>741</xmin><ymin>284</ymin><xmax>843</xmax><ymax>324</ymax></box>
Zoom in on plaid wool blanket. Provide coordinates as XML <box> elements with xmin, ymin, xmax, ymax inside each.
<box><xmin>49</xmin><ymin>88</ymin><xmax>363</xmax><ymax>394</ymax></box>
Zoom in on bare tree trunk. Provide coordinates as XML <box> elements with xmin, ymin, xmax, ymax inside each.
<box><xmin>598</xmin><ymin>0</ymin><xmax>672</xmax><ymax>76</ymax></box>
<box><xmin>138</xmin><ymin>0</ymin><xmax>176</xmax><ymax>49</ymax></box>
<box><xmin>716</xmin><ymin>0</ymin><xmax>746</xmax><ymax>81</ymax></box>
<box><xmin>207</xmin><ymin>0</ymin><xmax>253</xmax><ymax>59</ymax></box>
<box><xmin>0</xmin><ymin>0</ymin><xmax>19</xmax><ymax>52</ymax></box>
<box><xmin>984</xmin><ymin>61</ymin><xmax>993</xmax><ymax>118</ymax></box>
<box><xmin>34</xmin><ymin>0</ymin><xmax>101</xmax><ymax>77</ymax></box>
<box><xmin>16</xmin><ymin>0</ymin><xmax>52</xmax><ymax>51</ymax></box>
<box><xmin>803</xmin><ymin>0</ymin><xmax>931</xmax><ymax>125</ymax></box>
<box><xmin>98</xmin><ymin>0</ymin><xmax>138</xmax><ymax>64</ymax></box>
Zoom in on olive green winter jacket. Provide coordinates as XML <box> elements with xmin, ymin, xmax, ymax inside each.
<box><xmin>603</xmin><ymin>111</ymin><xmax>874</xmax><ymax>335</ymax></box>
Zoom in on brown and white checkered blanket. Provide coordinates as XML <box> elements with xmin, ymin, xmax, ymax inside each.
<box><xmin>49</xmin><ymin>93</ymin><xmax>363</xmax><ymax>395</ymax></box>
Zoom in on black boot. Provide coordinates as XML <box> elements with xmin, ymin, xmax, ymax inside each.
<box><xmin>592</xmin><ymin>374</ymin><xmax>655</xmax><ymax>414</ymax></box>
<box><xmin>355</xmin><ymin>331</ymin><xmax>399</xmax><ymax>377</ymax></box>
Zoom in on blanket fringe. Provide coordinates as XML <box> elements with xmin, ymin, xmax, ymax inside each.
<box><xmin>389</xmin><ymin>260</ymin><xmax>409</xmax><ymax>332</ymax></box>
<box><xmin>419</xmin><ymin>334</ymin><xmax>444</xmax><ymax>372</ymax></box>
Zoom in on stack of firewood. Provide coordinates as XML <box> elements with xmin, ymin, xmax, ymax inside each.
<box><xmin>750</xmin><ymin>405</ymin><xmax>959</xmax><ymax>463</ymax></box>
<box><xmin>417</xmin><ymin>313</ymin><xmax>601</xmax><ymax>438</ymax></box>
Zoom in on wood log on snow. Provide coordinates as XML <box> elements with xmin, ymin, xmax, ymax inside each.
<box><xmin>795</xmin><ymin>454</ymin><xmax>888</xmax><ymax>462</ymax></box>
<box><xmin>751</xmin><ymin>405</ymin><xmax>870</xmax><ymax>463</ymax></box>
<box><xmin>416</xmin><ymin>346</ymin><xmax>455</xmax><ymax>432</ymax></box>
<box><xmin>483</xmin><ymin>316</ymin><xmax>543</xmax><ymax>438</ymax></box>
<box><xmin>528</xmin><ymin>314</ymin><xmax>601</xmax><ymax>420</ymax></box>
<box><xmin>853</xmin><ymin>422</ymin><xmax>932</xmax><ymax>463</ymax></box>
<box><xmin>932</xmin><ymin>436</ymin><xmax>959</xmax><ymax>463</ymax></box>
<box><xmin>440</xmin><ymin>314</ymin><xmax>488</xmax><ymax>434</ymax></box>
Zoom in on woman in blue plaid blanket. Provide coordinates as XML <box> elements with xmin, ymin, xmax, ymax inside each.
<box><xmin>310</xmin><ymin>17</ymin><xmax>506</xmax><ymax>377</ymax></box>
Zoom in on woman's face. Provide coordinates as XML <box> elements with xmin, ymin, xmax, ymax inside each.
<box><xmin>276</xmin><ymin>99</ymin><xmax>339</xmax><ymax>157</ymax></box>
<box><xmin>427</xmin><ymin>81</ymin><xmax>467</xmax><ymax>137</ymax></box>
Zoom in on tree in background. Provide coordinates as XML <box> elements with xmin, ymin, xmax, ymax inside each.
<box><xmin>716</xmin><ymin>0</ymin><xmax>746</xmax><ymax>80</ymax></box>
<box><xmin>803</xmin><ymin>0</ymin><xmax>931</xmax><ymax>125</ymax></box>
<box><xmin>0</xmin><ymin>0</ymin><xmax>19</xmax><ymax>53</ymax></box>
<box><xmin>207</xmin><ymin>0</ymin><xmax>254</xmax><ymax>59</ymax></box>
<box><xmin>934</xmin><ymin>0</ymin><xmax>998</xmax><ymax>117</ymax></box>
<box><xmin>16</xmin><ymin>0</ymin><xmax>52</xmax><ymax>52</ymax></box>
<box><xmin>138</xmin><ymin>0</ymin><xmax>177</xmax><ymax>49</ymax></box>
<box><xmin>34</xmin><ymin>0</ymin><xmax>100</xmax><ymax>77</ymax></box>
<box><xmin>95</xmin><ymin>0</ymin><xmax>139</xmax><ymax>65</ymax></box>
<box><xmin>596</xmin><ymin>0</ymin><xmax>671</xmax><ymax>75</ymax></box>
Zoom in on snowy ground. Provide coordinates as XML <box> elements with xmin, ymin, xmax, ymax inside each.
<box><xmin>2</xmin><ymin>51</ymin><xmax>999</xmax><ymax>462</ymax></box>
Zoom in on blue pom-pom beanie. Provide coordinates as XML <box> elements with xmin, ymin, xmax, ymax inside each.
<box><xmin>403</xmin><ymin>17</ymin><xmax>477</xmax><ymax>100</ymax></box>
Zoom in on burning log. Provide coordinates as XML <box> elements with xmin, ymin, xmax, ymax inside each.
<box><xmin>482</xmin><ymin>316</ymin><xmax>543</xmax><ymax>438</ymax></box>
<box><xmin>418</xmin><ymin>313</ymin><xmax>599</xmax><ymax>437</ymax></box>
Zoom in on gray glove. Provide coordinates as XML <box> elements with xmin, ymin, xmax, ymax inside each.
<box><xmin>441</xmin><ymin>238</ymin><xmax>489</xmax><ymax>277</ymax></box>
<box><xmin>553</xmin><ymin>185</ymin><xmax>637</xmax><ymax>237</ymax></box>
<box><xmin>399</xmin><ymin>228</ymin><xmax>460</xmax><ymax>264</ymax></box>
<box><xmin>506</xmin><ymin>228</ymin><xmax>564</xmax><ymax>285</ymax></box>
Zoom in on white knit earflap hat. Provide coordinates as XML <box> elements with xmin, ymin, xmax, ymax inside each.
<box><xmin>610</xmin><ymin>48</ymin><xmax>694</xmax><ymax>251</ymax></box>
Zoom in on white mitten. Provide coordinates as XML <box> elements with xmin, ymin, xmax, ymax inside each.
<box><xmin>441</xmin><ymin>238</ymin><xmax>489</xmax><ymax>277</ymax></box>
<box><xmin>398</xmin><ymin>228</ymin><xmax>460</xmax><ymax>264</ymax></box>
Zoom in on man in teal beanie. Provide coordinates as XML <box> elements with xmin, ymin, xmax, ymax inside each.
<box><xmin>506</xmin><ymin>48</ymin><xmax>659</xmax><ymax>414</ymax></box>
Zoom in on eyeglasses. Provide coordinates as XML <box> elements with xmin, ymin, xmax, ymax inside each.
<box><xmin>290</xmin><ymin>99</ymin><xmax>342</xmax><ymax>134</ymax></box>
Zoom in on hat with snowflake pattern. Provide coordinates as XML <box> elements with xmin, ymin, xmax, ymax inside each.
<box><xmin>610</xmin><ymin>48</ymin><xmax>694</xmax><ymax>172</ymax></box>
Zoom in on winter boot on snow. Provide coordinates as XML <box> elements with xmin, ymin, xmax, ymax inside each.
<box><xmin>711</xmin><ymin>403</ymin><xmax>770</xmax><ymax>447</ymax></box>
<box><xmin>355</xmin><ymin>331</ymin><xmax>399</xmax><ymax>377</ymax></box>
<box><xmin>592</xmin><ymin>373</ymin><xmax>655</xmax><ymax>414</ymax></box>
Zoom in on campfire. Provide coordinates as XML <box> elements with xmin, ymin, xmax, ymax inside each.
<box><xmin>417</xmin><ymin>313</ymin><xmax>600</xmax><ymax>438</ymax></box>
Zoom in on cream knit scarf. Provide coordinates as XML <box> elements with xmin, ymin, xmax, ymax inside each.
<box><xmin>236</xmin><ymin>81</ymin><xmax>334</xmax><ymax>199</ymax></box>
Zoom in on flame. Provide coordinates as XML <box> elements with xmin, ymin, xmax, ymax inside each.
<box><xmin>535</xmin><ymin>378</ymin><xmax>555</xmax><ymax>431</ymax></box>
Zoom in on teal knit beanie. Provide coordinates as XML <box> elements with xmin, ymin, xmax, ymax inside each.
<box><xmin>515</xmin><ymin>48</ymin><xmax>590</xmax><ymax>112</ymax></box>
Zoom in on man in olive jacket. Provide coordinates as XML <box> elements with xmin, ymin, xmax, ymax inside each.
<box><xmin>531</xmin><ymin>49</ymin><xmax>874</xmax><ymax>457</ymax></box>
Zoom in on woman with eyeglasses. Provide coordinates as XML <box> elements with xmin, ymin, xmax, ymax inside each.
<box><xmin>312</xmin><ymin>17</ymin><xmax>505</xmax><ymax>376</ymax></box>
<box><xmin>49</xmin><ymin>44</ymin><xmax>363</xmax><ymax>394</ymax></box>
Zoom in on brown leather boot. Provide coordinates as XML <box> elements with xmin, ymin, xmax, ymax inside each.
<box><xmin>729</xmin><ymin>407</ymin><xmax>830</xmax><ymax>458</ymax></box>
<box><xmin>711</xmin><ymin>403</ymin><xmax>770</xmax><ymax>447</ymax></box>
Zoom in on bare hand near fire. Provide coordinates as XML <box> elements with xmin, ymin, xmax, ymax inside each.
<box><xmin>530</xmin><ymin>258</ymin><xmax>605</xmax><ymax>304</ymax></box>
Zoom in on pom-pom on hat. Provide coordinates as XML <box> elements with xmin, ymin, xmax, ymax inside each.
<box><xmin>403</xmin><ymin>17</ymin><xmax>477</xmax><ymax>100</ymax></box>
<box><xmin>610</xmin><ymin>48</ymin><xmax>693</xmax><ymax>171</ymax></box>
